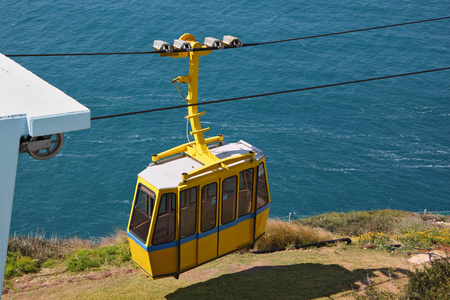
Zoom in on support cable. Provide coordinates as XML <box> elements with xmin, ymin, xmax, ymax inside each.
<box><xmin>242</xmin><ymin>16</ymin><xmax>450</xmax><ymax>47</ymax></box>
<box><xmin>5</xmin><ymin>16</ymin><xmax>450</xmax><ymax>57</ymax></box>
<box><xmin>91</xmin><ymin>66</ymin><xmax>450</xmax><ymax>120</ymax></box>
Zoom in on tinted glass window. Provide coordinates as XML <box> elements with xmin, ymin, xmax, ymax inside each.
<box><xmin>129</xmin><ymin>185</ymin><xmax>155</xmax><ymax>243</ymax></box>
<box><xmin>159</xmin><ymin>197</ymin><xmax>167</xmax><ymax>214</ymax></box>
<box><xmin>222</xmin><ymin>176</ymin><xmax>237</xmax><ymax>224</ymax></box>
<box><xmin>239</xmin><ymin>168</ymin><xmax>254</xmax><ymax>217</ymax></box>
<box><xmin>201</xmin><ymin>183</ymin><xmax>217</xmax><ymax>232</ymax></box>
<box><xmin>152</xmin><ymin>193</ymin><xmax>176</xmax><ymax>245</ymax></box>
<box><xmin>180</xmin><ymin>187</ymin><xmax>197</xmax><ymax>238</ymax></box>
<box><xmin>256</xmin><ymin>163</ymin><xmax>269</xmax><ymax>209</ymax></box>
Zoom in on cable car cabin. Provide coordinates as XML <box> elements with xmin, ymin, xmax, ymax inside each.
<box><xmin>127</xmin><ymin>139</ymin><xmax>271</xmax><ymax>279</ymax></box>
<box><xmin>127</xmin><ymin>33</ymin><xmax>270</xmax><ymax>278</ymax></box>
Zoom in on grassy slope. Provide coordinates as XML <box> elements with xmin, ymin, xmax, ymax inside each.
<box><xmin>4</xmin><ymin>245</ymin><xmax>412</xmax><ymax>299</ymax></box>
<box><xmin>5</xmin><ymin>209</ymin><xmax>449</xmax><ymax>299</ymax></box>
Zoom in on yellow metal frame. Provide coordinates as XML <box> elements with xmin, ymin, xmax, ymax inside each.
<box><xmin>152</xmin><ymin>34</ymin><xmax>251</xmax><ymax>172</ymax></box>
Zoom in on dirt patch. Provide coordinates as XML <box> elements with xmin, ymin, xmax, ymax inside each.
<box><xmin>3</xmin><ymin>266</ymin><xmax>138</xmax><ymax>296</ymax></box>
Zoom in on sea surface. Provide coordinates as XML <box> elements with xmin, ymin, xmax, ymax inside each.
<box><xmin>2</xmin><ymin>1</ymin><xmax>449</xmax><ymax>238</ymax></box>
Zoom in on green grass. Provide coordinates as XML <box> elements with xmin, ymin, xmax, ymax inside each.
<box><xmin>66</xmin><ymin>244</ymin><xmax>131</xmax><ymax>272</ymax></box>
<box><xmin>5</xmin><ymin>228</ymin><xmax>131</xmax><ymax>280</ymax></box>
<box><xmin>296</xmin><ymin>209</ymin><xmax>429</xmax><ymax>236</ymax></box>
<box><xmin>5</xmin><ymin>245</ymin><xmax>413</xmax><ymax>299</ymax></box>
<box><xmin>4</xmin><ymin>210</ymin><xmax>450</xmax><ymax>299</ymax></box>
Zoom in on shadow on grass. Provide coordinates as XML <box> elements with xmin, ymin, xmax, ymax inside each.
<box><xmin>166</xmin><ymin>263</ymin><xmax>409</xmax><ymax>299</ymax></box>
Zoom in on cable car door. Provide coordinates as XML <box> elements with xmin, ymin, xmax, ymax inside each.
<box><xmin>236</xmin><ymin>168</ymin><xmax>255</xmax><ymax>248</ymax></box>
<box><xmin>218</xmin><ymin>175</ymin><xmax>238</xmax><ymax>256</ymax></box>
<box><xmin>197</xmin><ymin>182</ymin><xmax>218</xmax><ymax>264</ymax></box>
<box><xmin>255</xmin><ymin>162</ymin><xmax>270</xmax><ymax>238</ymax></box>
<box><xmin>179</xmin><ymin>187</ymin><xmax>198</xmax><ymax>271</ymax></box>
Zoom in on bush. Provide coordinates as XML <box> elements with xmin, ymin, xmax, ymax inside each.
<box><xmin>401</xmin><ymin>228</ymin><xmax>450</xmax><ymax>249</ymax></box>
<box><xmin>355</xmin><ymin>232</ymin><xmax>393</xmax><ymax>250</ymax></box>
<box><xmin>405</xmin><ymin>257</ymin><xmax>450</xmax><ymax>299</ymax></box>
<box><xmin>7</xmin><ymin>229</ymin><xmax>131</xmax><ymax>275</ymax></box>
<box><xmin>297</xmin><ymin>210</ymin><xmax>417</xmax><ymax>236</ymax></box>
<box><xmin>8</xmin><ymin>232</ymin><xmax>65</xmax><ymax>265</ymax></box>
<box><xmin>255</xmin><ymin>219</ymin><xmax>334</xmax><ymax>251</ymax></box>
<box><xmin>297</xmin><ymin>210</ymin><xmax>447</xmax><ymax>237</ymax></box>
<box><xmin>67</xmin><ymin>250</ymin><xmax>101</xmax><ymax>272</ymax></box>
<box><xmin>5</xmin><ymin>251</ymin><xmax>40</xmax><ymax>279</ymax></box>
<box><xmin>15</xmin><ymin>256</ymin><xmax>40</xmax><ymax>274</ymax></box>
<box><xmin>41</xmin><ymin>259</ymin><xmax>58</xmax><ymax>269</ymax></box>
<box><xmin>66</xmin><ymin>244</ymin><xmax>131</xmax><ymax>272</ymax></box>
<box><xmin>354</xmin><ymin>283</ymin><xmax>399</xmax><ymax>300</ymax></box>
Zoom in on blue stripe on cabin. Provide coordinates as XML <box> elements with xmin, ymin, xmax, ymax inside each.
<box><xmin>129</xmin><ymin>204</ymin><xmax>270</xmax><ymax>253</ymax></box>
<box><xmin>257</xmin><ymin>202</ymin><xmax>270</xmax><ymax>215</ymax></box>
<box><xmin>198</xmin><ymin>227</ymin><xmax>218</xmax><ymax>239</ymax></box>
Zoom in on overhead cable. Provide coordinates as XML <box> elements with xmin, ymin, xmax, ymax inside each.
<box><xmin>3</xmin><ymin>45</ymin><xmax>239</xmax><ymax>57</ymax></box>
<box><xmin>5</xmin><ymin>16</ymin><xmax>450</xmax><ymax>57</ymax></box>
<box><xmin>243</xmin><ymin>16</ymin><xmax>450</xmax><ymax>47</ymax></box>
<box><xmin>91</xmin><ymin>66</ymin><xmax>450</xmax><ymax>120</ymax></box>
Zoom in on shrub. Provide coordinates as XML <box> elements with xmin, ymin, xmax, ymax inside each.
<box><xmin>5</xmin><ymin>251</ymin><xmax>40</xmax><ymax>279</ymax></box>
<box><xmin>15</xmin><ymin>256</ymin><xmax>40</xmax><ymax>274</ymax></box>
<box><xmin>405</xmin><ymin>257</ymin><xmax>450</xmax><ymax>299</ymax></box>
<box><xmin>354</xmin><ymin>283</ymin><xmax>399</xmax><ymax>300</ymax></box>
<box><xmin>41</xmin><ymin>259</ymin><xmax>58</xmax><ymax>269</ymax></box>
<box><xmin>67</xmin><ymin>250</ymin><xmax>101</xmax><ymax>272</ymax></box>
<box><xmin>255</xmin><ymin>219</ymin><xmax>334</xmax><ymax>251</ymax></box>
<box><xmin>8</xmin><ymin>232</ymin><xmax>65</xmax><ymax>265</ymax></box>
<box><xmin>7</xmin><ymin>228</ymin><xmax>131</xmax><ymax>273</ymax></box>
<box><xmin>66</xmin><ymin>244</ymin><xmax>131</xmax><ymax>272</ymax></box>
<box><xmin>297</xmin><ymin>209</ymin><xmax>443</xmax><ymax>237</ymax></box>
<box><xmin>401</xmin><ymin>228</ymin><xmax>450</xmax><ymax>249</ymax></box>
<box><xmin>297</xmin><ymin>210</ymin><xmax>419</xmax><ymax>236</ymax></box>
<box><xmin>355</xmin><ymin>232</ymin><xmax>392</xmax><ymax>250</ymax></box>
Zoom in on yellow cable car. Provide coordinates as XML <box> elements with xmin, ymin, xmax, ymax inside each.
<box><xmin>127</xmin><ymin>34</ymin><xmax>271</xmax><ymax>279</ymax></box>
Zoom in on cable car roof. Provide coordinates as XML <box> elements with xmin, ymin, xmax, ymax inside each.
<box><xmin>139</xmin><ymin>140</ymin><xmax>264</xmax><ymax>190</ymax></box>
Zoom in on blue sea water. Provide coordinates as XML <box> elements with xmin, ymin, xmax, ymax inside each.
<box><xmin>2</xmin><ymin>1</ymin><xmax>449</xmax><ymax>238</ymax></box>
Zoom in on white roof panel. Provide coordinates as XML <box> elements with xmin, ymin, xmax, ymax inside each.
<box><xmin>139</xmin><ymin>140</ymin><xmax>264</xmax><ymax>190</ymax></box>
<box><xmin>0</xmin><ymin>53</ymin><xmax>90</xmax><ymax>136</ymax></box>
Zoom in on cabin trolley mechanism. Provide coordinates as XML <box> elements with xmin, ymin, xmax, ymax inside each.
<box><xmin>127</xmin><ymin>34</ymin><xmax>271</xmax><ymax>279</ymax></box>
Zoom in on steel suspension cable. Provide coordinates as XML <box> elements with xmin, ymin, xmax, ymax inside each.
<box><xmin>242</xmin><ymin>16</ymin><xmax>450</xmax><ymax>47</ymax></box>
<box><xmin>5</xmin><ymin>16</ymin><xmax>450</xmax><ymax>57</ymax></box>
<box><xmin>91</xmin><ymin>66</ymin><xmax>450</xmax><ymax>120</ymax></box>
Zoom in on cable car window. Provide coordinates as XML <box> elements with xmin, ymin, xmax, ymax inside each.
<box><xmin>207</xmin><ymin>183</ymin><xmax>217</xmax><ymax>197</ymax></box>
<box><xmin>129</xmin><ymin>184</ymin><xmax>155</xmax><ymax>243</ymax></box>
<box><xmin>152</xmin><ymin>193</ymin><xmax>176</xmax><ymax>245</ymax></box>
<box><xmin>190</xmin><ymin>188</ymin><xmax>197</xmax><ymax>204</ymax></box>
<box><xmin>159</xmin><ymin>196</ymin><xmax>167</xmax><ymax>214</ymax></box>
<box><xmin>201</xmin><ymin>183</ymin><xmax>217</xmax><ymax>232</ymax></box>
<box><xmin>239</xmin><ymin>168</ymin><xmax>254</xmax><ymax>217</ymax></box>
<box><xmin>222</xmin><ymin>176</ymin><xmax>237</xmax><ymax>224</ymax></box>
<box><xmin>172</xmin><ymin>196</ymin><xmax>176</xmax><ymax>210</ymax></box>
<box><xmin>256</xmin><ymin>163</ymin><xmax>269</xmax><ymax>209</ymax></box>
<box><xmin>180</xmin><ymin>187</ymin><xmax>197</xmax><ymax>238</ymax></box>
